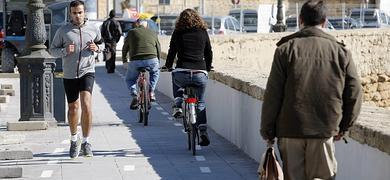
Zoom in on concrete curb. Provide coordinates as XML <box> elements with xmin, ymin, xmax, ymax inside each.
<box><xmin>0</xmin><ymin>167</ymin><xmax>22</xmax><ymax>178</ymax></box>
<box><xmin>0</xmin><ymin>148</ymin><xmax>33</xmax><ymax>160</ymax></box>
<box><xmin>7</xmin><ymin>121</ymin><xmax>49</xmax><ymax>131</ymax></box>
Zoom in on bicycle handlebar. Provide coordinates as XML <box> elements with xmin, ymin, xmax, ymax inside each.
<box><xmin>160</xmin><ymin>66</ymin><xmax>215</xmax><ymax>72</ymax></box>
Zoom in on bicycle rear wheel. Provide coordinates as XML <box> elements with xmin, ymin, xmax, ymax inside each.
<box><xmin>141</xmin><ymin>80</ymin><xmax>150</xmax><ymax>126</ymax></box>
<box><xmin>190</xmin><ymin>123</ymin><xmax>197</xmax><ymax>156</ymax></box>
<box><xmin>187</xmin><ymin>103</ymin><xmax>197</xmax><ymax>156</ymax></box>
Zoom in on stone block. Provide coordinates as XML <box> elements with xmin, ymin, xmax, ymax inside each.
<box><xmin>380</xmin><ymin>91</ymin><xmax>390</xmax><ymax>100</ymax></box>
<box><xmin>0</xmin><ymin>167</ymin><xmax>22</xmax><ymax>178</ymax></box>
<box><xmin>370</xmin><ymin>75</ymin><xmax>378</xmax><ymax>83</ymax></box>
<box><xmin>372</xmin><ymin>92</ymin><xmax>382</xmax><ymax>101</ymax></box>
<box><xmin>363</xmin><ymin>93</ymin><xmax>372</xmax><ymax>101</ymax></box>
<box><xmin>0</xmin><ymin>89</ymin><xmax>15</xmax><ymax>96</ymax></box>
<box><xmin>363</xmin><ymin>83</ymin><xmax>378</xmax><ymax>93</ymax></box>
<box><xmin>360</xmin><ymin>77</ymin><xmax>371</xmax><ymax>85</ymax></box>
<box><xmin>0</xmin><ymin>84</ymin><xmax>13</xmax><ymax>89</ymax></box>
<box><xmin>378</xmin><ymin>74</ymin><xmax>390</xmax><ymax>82</ymax></box>
<box><xmin>7</xmin><ymin>121</ymin><xmax>48</xmax><ymax>131</ymax></box>
<box><xmin>0</xmin><ymin>148</ymin><xmax>33</xmax><ymax>160</ymax></box>
<box><xmin>378</xmin><ymin>82</ymin><xmax>390</xmax><ymax>91</ymax></box>
<box><xmin>0</xmin><ymin>95</ymin><xmax>10</xmax><ymax>103</ymax></box>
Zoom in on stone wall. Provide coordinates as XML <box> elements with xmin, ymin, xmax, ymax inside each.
<box><xmin>159</xmin><ymin>29</ymin><xmax>390</xmax><ymax>108</ymax></box>
<box><xmin>361</xmin><ymin>74</ymin><xmax>390</xmax><ymax>108</ymax></box>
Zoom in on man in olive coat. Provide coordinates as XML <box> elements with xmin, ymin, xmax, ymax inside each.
<box><xmin>260</xmin><ymin>1</ymin><xmax>363</xmax><ymax>179</ymax></box>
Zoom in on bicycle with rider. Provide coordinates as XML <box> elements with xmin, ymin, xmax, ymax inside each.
<box><xmin>122</xmin><ymin>19</ymin><xmax>161</xmax><ymax>109</ymax></box>
<box><xmin>162</xmin><ymin>9</ymin><xmax>213</xmax><ymax>146</ymax></box>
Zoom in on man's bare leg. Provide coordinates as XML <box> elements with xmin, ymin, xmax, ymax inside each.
<box><xmin>80</xmin><ymin>91</ymin><xmax>92</xmax><ymax>139</ymax></box>
<box><xmin>68</xmin><ymin>99</ymin><xmax>81</xmax><ymax>158</ymax></box>
<box><xmin>79</xmin><ymin>91</ymin><xmax>93</xmax><ymax>157</ymax></box>
<box><xmin>68</xmin><ymin>99</ymin><xmax>80</xmax><ymax>135</ymax></box>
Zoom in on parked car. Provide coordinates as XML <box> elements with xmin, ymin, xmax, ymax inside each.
<box><xmin>349</xmin><ymin>8</ymin><xmax>390</xmax><ymax>28</ymax></box>
<box><xmin>202</xmin><ymin>16</ymin><xmax>241</xmax><ymax>35</ymax></box>
<box><xmin>328</xmin><ymin>17</ymin><xmax>362</xmax><ymax>30</ymax></box>
<box><xmin>285</xmin><ymin>16</ymin><xmax>335</xmax><ymax>32</ymax></box>
<box><xmin>228</xmin><ymin>9</ymin><xmax>257</xmax><ymax>33</ymax></box>
<box><xmin>285</xmin><ymin>16</ymin><xmax>299</xmax><ymax>32</ymax></box>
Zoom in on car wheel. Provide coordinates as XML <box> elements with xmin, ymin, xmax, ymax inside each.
<box><xmin>1</xmin><ymin>48</ymin><xmax>16</xmax><ymax>73</ymax></box>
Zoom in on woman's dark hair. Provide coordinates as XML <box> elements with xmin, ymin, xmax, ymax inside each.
<box><xmin>300</xmin><ymin>0</ymin><xmax>327</xmax><ymax>26</ymax></box>
<box><xmin>70</xmin><ymin>0</ymin><xmax>85</xmax><ymax>11</ymax></box>
<box><xmin>109</xmin><ymin>10</ymin><xmax>116</xmax><ymax>18</ymax></box>
<box><xmin>175</xmin><ymin>9</ymin><xmax>207</xmax><ymax>31</ymax></box>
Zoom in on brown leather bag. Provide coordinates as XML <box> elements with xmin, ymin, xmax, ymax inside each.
<box><xmin>258</xmin><ymin>146</ymin><xmax>284</xmax><ymax>180</ymax></box>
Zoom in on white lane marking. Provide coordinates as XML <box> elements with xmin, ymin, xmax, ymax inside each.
<box><xmin>161</xmin><ymin>112</ymin><xmax>169</xmax><ymax>116</ymax></box>
<box><xmin>61</xmin><ymin>140</ymin><xmax>69</xmax><ymax>144</ymax></box>
<box><xmin>53</xmin><ymin>148</ymin><xmax>65</xmax><ymax>153</ymax></box>
<box><xmin>196</xmin><ymin>145</ymin><xmax>202</xmax><ymax>150</ymax></box>
<box><xmin>173</xmin><ymin>123</ymin><xmax>182</xmax><ymax>127</ymax></box>
<box><xmin>47</xmin><ymin>160</ymin><xmax>59</xmax><ymax>165</ymax></box>
<box><xmin>156</xmin><ymin>107</ymin><xmax>163</xmax><ymax>110</ymax></box>
<box><xmin>124</xmin><ymin>165</ymin><xmax>135</xmax><ymax>171</ymax></box>
<box><xmin>195</xmin><ymin>155</ymin><xmax>206</xmax><ymax>161</ymax></box>
<box><xmin>40</xmin><ymin>170</ymin><xmax>53</xmax><ymax>178</ymax></box>
<box><xmin>200</xmin><ymin>167</ymin><xmax>211</xmax><ymax>173</ymax></box>
<box><xmin>168</xmin><ymin>117</ymin><xmax>174</xmax><ymax>121</ymax></box>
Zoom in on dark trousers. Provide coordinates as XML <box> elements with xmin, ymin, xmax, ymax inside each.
<box><xmin>104</xmin><ymin>42</ymin><xmax>117</xmax><ymax>73</ymax></box>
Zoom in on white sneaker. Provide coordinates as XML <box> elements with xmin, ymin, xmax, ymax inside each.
<box><xmin>172</xmin><ymin>107</ymin><xmax>183</xmax><ymax>118</ymax></box>
<box><xmin>150</xmin><ymin>92</ymin><xmax>156</xmax><ymax>102</ymax></box>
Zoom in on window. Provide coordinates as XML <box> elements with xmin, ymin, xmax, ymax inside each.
<box><xmin>159</xmin><ymin>0</ymin><xmax>170</xmax><ymax>5</ymax></box>
<box><xmin>380</xmin><ymin>13</ymin><xmax>388</xmax><ymax>24</ymax></box>
<box><xmin>225</xmin><ymin>18</ymin><xmax>234</xmax><ymax>30</ymax></box>
<box><xmin>52</xmin><ymin>9</ymin><xmax>66</xmax><ymax>24</ymax></box>
<box><xmin>231</xmin><ymin>18</ymin><xmax>240</xmax><ymax>31</ymax></box>
<box><xmin>244</xmin><ymin>13</ymin><xmax>257</xmax><ymax>26</ymax></box>
<box><xmin>204</xmin><ymin>17</ymin><xmax>221</xmax><ymax>29</ymax></box>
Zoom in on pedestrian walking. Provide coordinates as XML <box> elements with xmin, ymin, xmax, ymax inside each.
<box><xmin>49</xmin><ymin>0</ymin><xmax>104</xmax><ymax>159</ymax></box>
<box><xmin>122</xmin><ymin>19</ymin><xmax>161</xmax><ymax>109</ymax></box>
<box><xmin>101</xmin><ymin>9</ymin><xmax>122</xmax><ymax>73</ymax></box>
<box><xmin>163</xmin><ymin>9</ymin><xmax>213</xmax><ymax>146</ymax></box>
<box><xmin>260</xmin><ymin>0</ymin><xmax>363</xmax><ymax>179</ymax></box>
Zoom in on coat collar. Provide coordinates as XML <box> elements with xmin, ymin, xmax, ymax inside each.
<box><xmin>276</xmin><ymin>26</ymin><xmax>340</xmax><ymax>47</ymax></box>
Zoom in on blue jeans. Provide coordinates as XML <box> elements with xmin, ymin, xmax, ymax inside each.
<box><xmin>125</xmin><ymin>58</ymin><xmax>160</xmax><ymax>96</ymax></box>
<box><xmin>172</xmin><ymin>71</ymin><xmax>208</xmax><ymax>125</ymax></box>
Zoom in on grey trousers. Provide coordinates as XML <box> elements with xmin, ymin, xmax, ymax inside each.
<box><xmin>278</xmin><ymin>137</ymin><xmax>337</xmax><ymax>180</ymax></box>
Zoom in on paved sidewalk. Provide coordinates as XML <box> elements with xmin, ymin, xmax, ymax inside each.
<box><xmin>0</xmin><ymin>62</ymin><xmax>259</xmax><ymax>180</ymax></box>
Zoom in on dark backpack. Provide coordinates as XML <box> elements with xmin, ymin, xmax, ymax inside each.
<box><xmin>101</xmin><ymin>19</ymin><xmax>121</xmax><ymax>43</ymax></box>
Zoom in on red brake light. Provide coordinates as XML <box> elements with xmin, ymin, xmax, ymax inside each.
<box><xmin>0</xmin><ymin>30</ymin><xmax>4</xmax><ymax>39</ymax></box>
<box><xmin>185</xmin><ymin>98</ymin><xmax>198</xmax><ymax>104</ymax></box>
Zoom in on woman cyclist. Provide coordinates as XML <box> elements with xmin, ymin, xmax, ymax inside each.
<box><xmin>163</xmin><ymin>9</ymin><xmax>213</xmax><ymax>146</ymax></box>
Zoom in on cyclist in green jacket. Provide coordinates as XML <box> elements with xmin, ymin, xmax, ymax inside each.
<box><xmin>122</xmin><ymin>19</ymin><xmax>161</xmax><ymax>110</ymax></box>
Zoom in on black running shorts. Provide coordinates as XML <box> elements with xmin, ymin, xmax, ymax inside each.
<box><xmin>63</xmin><ymin>73</ymin><xmax>95</xmax><ymax>103</ymax></box>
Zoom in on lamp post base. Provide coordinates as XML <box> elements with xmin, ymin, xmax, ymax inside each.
<box><xmin>272</xmin><ymin>23</ymin><xmax>287</xmax><ymax>32</ymax></box>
